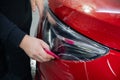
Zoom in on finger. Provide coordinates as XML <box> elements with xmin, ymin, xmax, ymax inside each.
<box><xmin>39</xmin><ymin>47</ymin><xmax>55</xmax><ymax>59</ymax></box>
<box><xmin>40</xmin><ymin>40</ymin><xmax>50</xmax><ymax>50</ymax></box>
<box><xmin>34</xmin><ymin>56</ymin><xmax>43</xmax><ymax>62</ymax></box>
<box><xmin>47</xmin><ymin>12</ymin><xmax>56</xmax><ymax>25</ymax></box>
<box><xmin>30</xmin><ymin>54</ymin><xmax>42</xmax><ymax>62</ymax></box>
<box><xmin>36</xmin><ymin>0</ymin><xmax>44</xmax><ymax>17</ymax></box>
<box><xmin>36</xmin><ymin>53</ymin><xmax>52</xmax><ymax>62</ymax></box>
<box><xmin>30</xmin><ymin>0</ymin><xmax>37</xmax><ymax>12</ymax></box>
<box><xmin>32</xmin><ymin>53</ymin><xmax>47</xmax><ymax>62</ymax></box>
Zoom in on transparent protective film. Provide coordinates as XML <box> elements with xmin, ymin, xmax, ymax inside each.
<box><xmin>42</xmin><ymin>9</ymin><xmax>109</xmax><ymax>61</ymax></box>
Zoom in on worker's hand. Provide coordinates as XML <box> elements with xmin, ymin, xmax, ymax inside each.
<box><xmin>30</xmin><ymin>0</ymin><xmax>44</xmax><ymax>17</ymax></box>
<box><xmin>19</xmin><ymin>35</ymin><xmax>54</xmax><ymax>62</ymax></box>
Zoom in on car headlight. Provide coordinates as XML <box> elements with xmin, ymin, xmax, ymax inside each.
<box><xmin>41</xmin><ymin>9</ymin><xmax>109</xmax><ymax>61</ymax></box>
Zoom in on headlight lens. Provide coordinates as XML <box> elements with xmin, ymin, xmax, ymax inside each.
<box><xmin>41</xmin><ymin>9</ymin><xmax>109</xmax><ymax>61</ymax></box>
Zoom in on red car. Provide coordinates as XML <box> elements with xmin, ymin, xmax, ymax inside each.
<box><xmin>35</xmin><ymin>0</ymin><xmax>120</xmax><ymax>80</ymax></box>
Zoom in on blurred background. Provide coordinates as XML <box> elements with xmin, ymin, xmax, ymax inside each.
<box><xmin>30</xmin><ymin>0</ymin><xmax>48</xmax><ymax>78</ymax></box>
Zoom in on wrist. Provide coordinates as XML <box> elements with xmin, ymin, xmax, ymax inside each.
<box><xmin>19</xmin><ymin>35</ymin><xmax>29</xmax><ymax>49</ymax></box>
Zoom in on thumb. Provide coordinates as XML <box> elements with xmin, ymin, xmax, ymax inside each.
<box><xmin>30</xmin><ymin>0</ymin><xmax>37</xmax><ymax>12</ymax></box>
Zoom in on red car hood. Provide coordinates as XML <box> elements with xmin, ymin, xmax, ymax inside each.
<box><xmin>49</xmin><ymin>0</ymin><xmax>120</xmax><ymax>50</ymax></box>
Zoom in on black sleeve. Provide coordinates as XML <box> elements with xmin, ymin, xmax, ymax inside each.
<box><xmin>0</xmin><ymin>12</ymin><xmax>26</xmax><ymax>47</ymax></box>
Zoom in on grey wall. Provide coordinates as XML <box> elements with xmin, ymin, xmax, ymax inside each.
<box><xmin>30</xmin><ymin>0</ymin><xmax>48</xmax><ymax>78</ymax></box>
<box><xmin>30</xmin><ymin>0</ymin><xmax>48</xmax><ymax>37</ymax></box>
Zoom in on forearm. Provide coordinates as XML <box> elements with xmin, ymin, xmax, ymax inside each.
<box><xmin>0</xmin><ymin>12</ymin><xmax>26</xmax><ymax>47</ymax></box>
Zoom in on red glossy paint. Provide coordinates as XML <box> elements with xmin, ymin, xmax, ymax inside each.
<box><xmin>37</xmin><ymin>50</ymin><xmax>120</xmax><ymax>80</ymax></box>
<box><xmin>35</xmin><ymin>0</ymin><xmax>120</xmax><ymax>80</ymax></box>
<box><xmin>49</xmin><ymin>0</ymin><xmax>120</xmax><ymax>50</ymax></box>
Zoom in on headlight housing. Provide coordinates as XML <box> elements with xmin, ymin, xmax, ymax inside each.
<box><xmin>41</xmin><ymin>9</ymin><xmax>109</xmax><ymax>61</ymax></box>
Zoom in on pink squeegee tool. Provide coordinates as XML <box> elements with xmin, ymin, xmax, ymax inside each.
<box><xmin>44</xmin><ymin>49</ymin><xmax>60</xmax><ymax>59</ymax></box>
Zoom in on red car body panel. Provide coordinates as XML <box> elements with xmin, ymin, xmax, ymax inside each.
<box><xmin>49</xmin><ymin>0</ymin><xmax>120</xmax><ymax>50</ymax></box>
<box><xmin>37</xmin><ymin>50</ymin><xmax>120</xmax><ymax>80</ymax></box>
<box><xmin>36</xmin><ymin>0</ymin><xmax>120</xmax><ymax>80</ymax></box>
